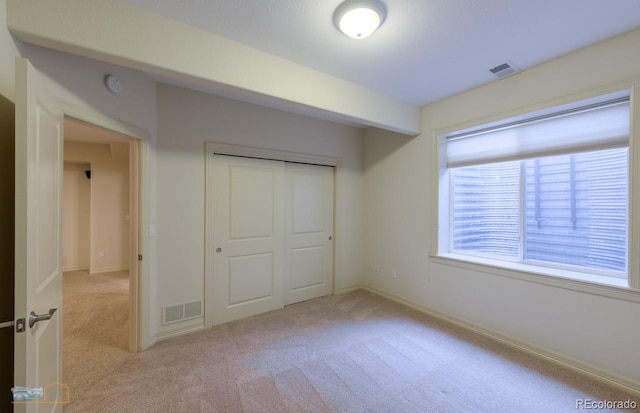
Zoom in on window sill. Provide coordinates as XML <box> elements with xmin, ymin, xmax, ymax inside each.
<box><xmin>431</xmin><ymin>253</ymin><xmax>640</xmax><ymax>303</ymax></box>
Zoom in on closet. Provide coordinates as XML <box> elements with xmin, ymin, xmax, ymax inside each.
<box><xmin>210</xmin><ymin>154</ymin><xmax>334</xmax><ymax>324</ymax></box>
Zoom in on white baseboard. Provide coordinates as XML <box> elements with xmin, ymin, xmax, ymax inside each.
<box><xmin>145</xmin><ymin>335</ymin><xmax>157</xmax><ymax>351</ymax></box>
<box><xmin>362</xmin><ymin>284</ymin><xmax>640</xmax><ymax>398</ymax></box>
<box><xmin>90</xmin><ymin>265</ymin><xmax>129</xmax><ymax>274</ymax></box>
<box><xmin>336</xmin><ymin>283</ymin><xmax>363</xmax><ymax>294</ymax></box>
<box><xmin>62</xmin><ymin>265</ymin><xmax>89</xmax><ymax>272</ymax></box>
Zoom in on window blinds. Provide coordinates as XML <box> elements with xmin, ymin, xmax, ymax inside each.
<box><xmin>445</xmin><ymin>96</ymin><xmax>630</xmax><ymax>168</ymax></box>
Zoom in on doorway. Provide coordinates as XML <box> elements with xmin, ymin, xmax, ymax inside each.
<box><xmin>61</xmin><ymin>116</ymin><xmax>140</xmax><ymax>398</ymax></box>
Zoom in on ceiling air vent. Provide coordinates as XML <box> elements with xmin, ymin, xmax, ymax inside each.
<box><xmin>489</xmin><ymin>62</ymin><xmax>519</xmax><ymax>79</ymax></box>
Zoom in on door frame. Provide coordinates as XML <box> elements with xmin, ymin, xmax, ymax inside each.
<box><xmin>60</xmin><ymin>104</ymin><xmax>150</xmax><ymax>352</ymax></box>
<box><xmin>204</xmin><ymin>142</ymin><xmax>341</xmax><ymax>329</ymax></box>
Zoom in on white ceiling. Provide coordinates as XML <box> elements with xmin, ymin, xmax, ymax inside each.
<box><xmin>65</xmin><ymin>117</ymin><xmax>132</xmax><ymax>144</ymax></box>
<box><xmin>122</xmin><ymin>0</ymin><xmax>640</xmax><ymax>106</ymax></box>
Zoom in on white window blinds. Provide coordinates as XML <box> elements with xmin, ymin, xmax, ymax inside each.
<box><xmin>445</xmin><ymin>93</ymin><xmax>630</xmax><ymax>168</ymax></box>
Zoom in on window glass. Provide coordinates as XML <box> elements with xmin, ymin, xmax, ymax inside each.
<box><xmin>523</xmin><ymin>148</ymin><xmax>627</xmax><ymax>273</ymax></box>
<box><xmin>450</xmin><ymin>148</ymin><xmax>627</xmax><ymax>276</ymax></box>
<box><xmin>451</xmin><ymin>161</ymin><xmax>520</xmax><ymax>258</ymax></box>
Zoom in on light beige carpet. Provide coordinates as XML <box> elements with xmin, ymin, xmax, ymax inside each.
<box><xmin>63</xmin><ymin>270</ymin><xmax>130</xmax><ymax>409</ymax></box>
<box><xmin>64</xmin><ymin>286</ymin><xmax>638</xmax><ymax>412</ymax></box>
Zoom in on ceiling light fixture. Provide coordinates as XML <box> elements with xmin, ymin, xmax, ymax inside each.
<box><xmin>334</xmin><ymin>0</ymin><xmax>387</xmax><ymax>40</ymax></box>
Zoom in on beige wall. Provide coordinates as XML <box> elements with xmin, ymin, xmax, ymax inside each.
<box><xmin>62</xmin><ymin>162</ymin><xmax>91</xmax><ymax>271</ymax></box>
<box><xmin>363</xmin><ymin>28</ymin><xmax>640</xmax><ymax>388</ymax></box>
<box><xmin>65</xmin><ymin>142</ymin><xmax>130</xmax><ymax>274</ymax></box>
<box><xmin>0</xmin><ymin>0</ymin><xmax>159</xmax><ymax>346</ymax></box>
<box><xmin>156</xmin><ymin>84</ymin><xmax>364</xmax><ymax>336</ymax></box>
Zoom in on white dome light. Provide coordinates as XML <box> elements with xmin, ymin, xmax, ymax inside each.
<box><xmin>334</xmin><ymin>0</ymin><xmax>387</xmax><ymax>40</ymax></box>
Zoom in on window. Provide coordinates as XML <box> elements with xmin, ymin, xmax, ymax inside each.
<box><xmin>439</xmin><ymin>91</ymin><xmax>631</xmax><ymax>284</ymax></box>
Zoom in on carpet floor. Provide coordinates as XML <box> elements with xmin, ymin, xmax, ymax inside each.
<box><xmin>63</xmin><ymin>278</ymin><xmax>638</xmax><ymax>412</ymax></box>
<box><xmin>63</xmin><ymin>270</ymin><xmax>130</xmax><ymax>409</ymax></box>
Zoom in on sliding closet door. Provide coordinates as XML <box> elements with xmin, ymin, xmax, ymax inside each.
<box><xmin>284</xmin><ymin>163</ymin><xmax>334</xmax><ymax>305</ymax></box>
<box><xmin>211</xmin><ymin>155</ymin><xmax>285</xmax><ymax>324</ymax></box>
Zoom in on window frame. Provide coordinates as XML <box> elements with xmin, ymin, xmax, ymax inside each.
<box><xmin>432</xmin><ymin>82</ymin><xmax>640</xmax><ymax>301</ymax></box>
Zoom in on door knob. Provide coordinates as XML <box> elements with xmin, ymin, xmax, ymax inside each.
<box><xmin>216</xmin><ymin>247</ymin><xmax>222</xmax><ymax>253</ymax></box>
<box><xmin>29</xmin><ymin>308</ymin><xmax>57</xmax><ymax>328</ymax></box>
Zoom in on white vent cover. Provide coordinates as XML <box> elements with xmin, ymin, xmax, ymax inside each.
<box><xmin>164</xmin><ymin>305</ymin><xmax>184</xmax><ymax>324</ymax></box>
<box><xmin>162</xmin><ymin>300</ymin><xmax>203</xmax><ymax>325</ymax></box>
<box><xmin>184</xmin><ymin>301</ymin><xmax>202</xmax><ymax>319</ymax></box>
<box><xmin>490</xmin><ymin>62</ymin><xmax>519</xmax><ymax>79</ymax></box>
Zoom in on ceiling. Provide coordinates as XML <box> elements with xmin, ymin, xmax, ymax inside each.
<box><xmin>121</xmin><ymin>0</ymin><xmax>640</xmax><ymax>107</ymax></box>
<box><xmin>65</xmin><ymin>117</ymin><xmax>132</xmax><ymax>144</ymax></box>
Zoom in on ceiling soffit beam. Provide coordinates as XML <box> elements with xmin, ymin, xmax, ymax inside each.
<box><xmin>7</xmin><ymin>0</ymin><xmax>420</xmax><ymax>135</ymax></box>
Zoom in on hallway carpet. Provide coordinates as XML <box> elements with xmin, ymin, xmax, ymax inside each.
<box><xmin>64</xmin><ymin>287</ymin><xmax>638</xmax><ymax>412</ymax></box>
<box><xmin>63</xmin><ymin>270</ymin><xmax>130</xmax><ymax>409</ymax></box>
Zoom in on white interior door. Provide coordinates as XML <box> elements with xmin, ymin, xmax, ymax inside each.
<box><xmin>284</xmin><ymin>163</ymin><xmax>334</xmax><ymax>305</ymax></box>
<box><xmin>212</xmin><ymin>155</ymin><xmax>285</xmax><ymax>324</ymax></box>
<box><xmin>14</xmin><ymin>57</ymin><xmax>64</xmax><ymax>411</ymax></box>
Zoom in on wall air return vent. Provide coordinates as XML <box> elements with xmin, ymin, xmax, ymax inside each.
<box><xmin>184</xmin><ymin>301</ymin><xmax>203</xmax><ymax>319</ymax></box>
<box><xmin>489</xmin><ymin>62</ymin><xmax>519</xmax><ymax>79</ymax></box>
<box><xmin>162</xmin><ymin>300</ymin><xmax>203</xmax><ymax>325</ymax></box>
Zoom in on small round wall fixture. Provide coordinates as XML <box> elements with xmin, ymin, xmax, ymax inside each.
<box><xmin>334</xmin><ymin>0</ymin><xmax>387</xmax><ymax>39</ymax></box>
<box><xmin>105</xmin><ymin>74</ymin><xmax>122</xmax><ymax>94</ymax></box>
